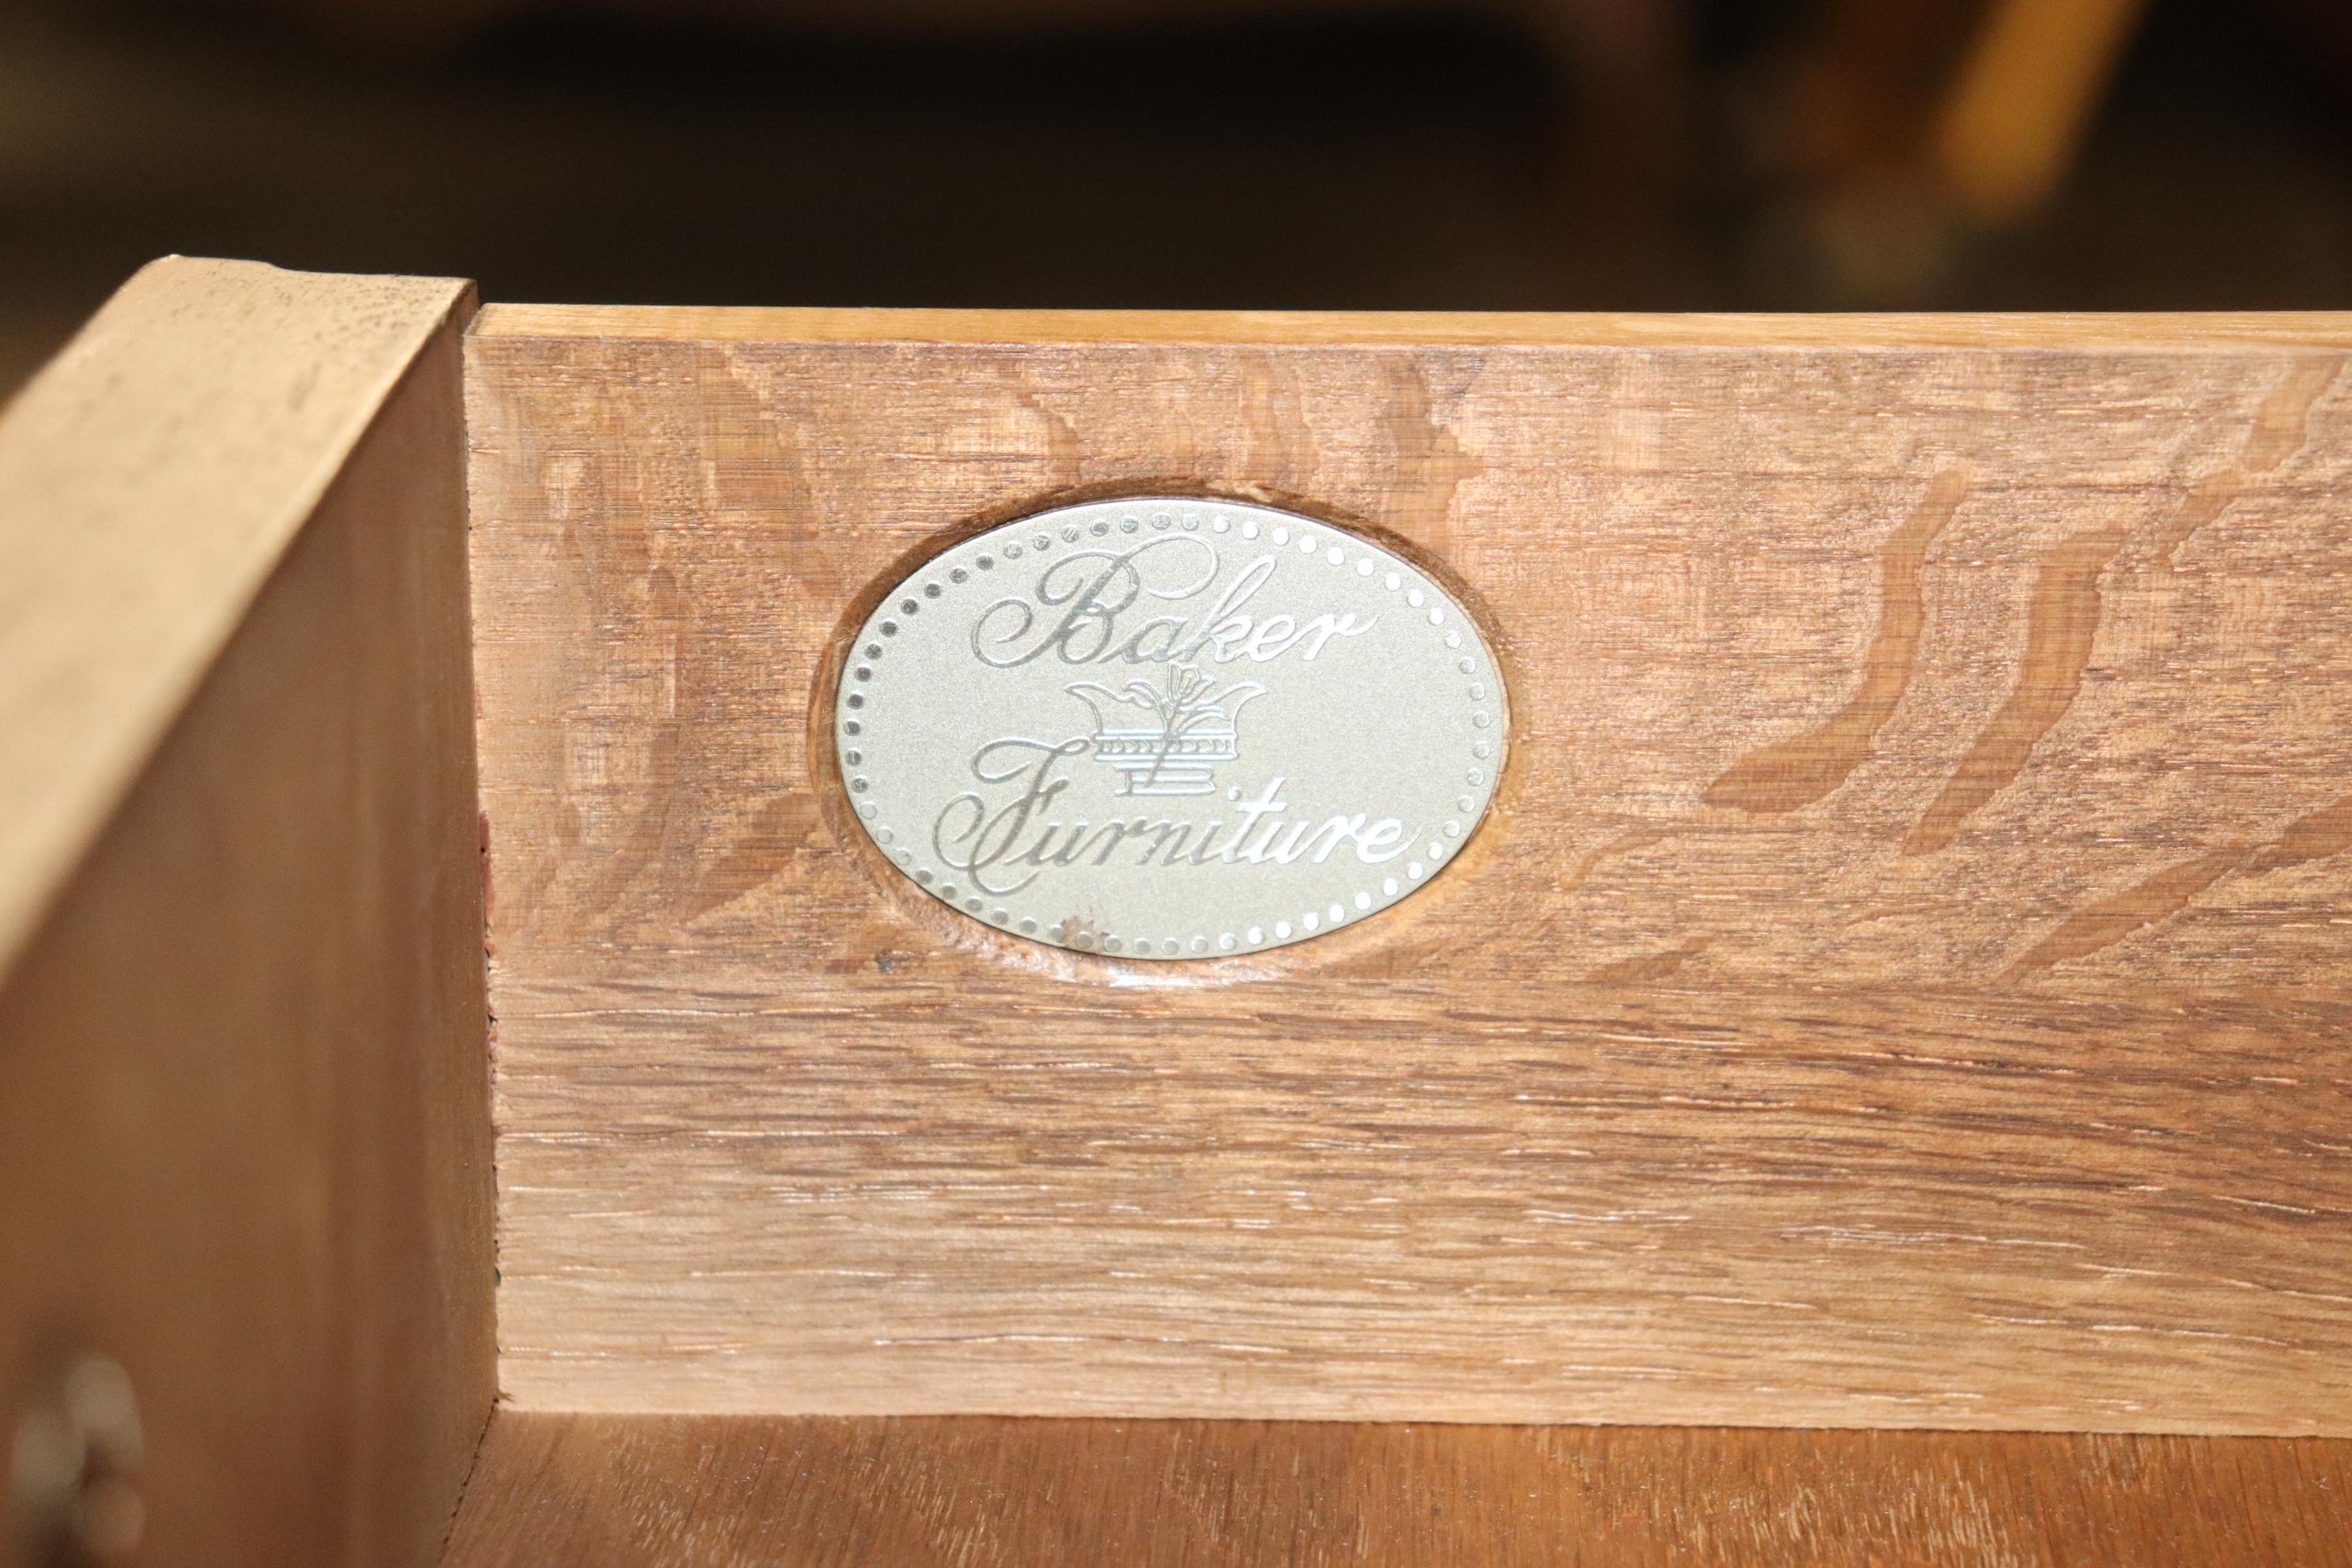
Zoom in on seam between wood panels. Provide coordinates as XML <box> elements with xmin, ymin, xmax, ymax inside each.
<box><xmin>432</xmin><ymin>1403</ymin><xmax>503</xmax><ymax>1568</ymax></box>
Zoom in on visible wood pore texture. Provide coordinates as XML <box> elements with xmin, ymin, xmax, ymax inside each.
<box><xmin>467</xmin><ymin>310</ymin><xmax>2352</xmax><ymax>1431</ymax></box>
<box><xmin>0</xmin><ymin>262</ymin><xmax>493</xmax><ymax>1565</ymax></box>
<box><xmin>440</xmin><ymin>1411</ymin><xmax>2352</xmax><ymax>1568</ymax></box>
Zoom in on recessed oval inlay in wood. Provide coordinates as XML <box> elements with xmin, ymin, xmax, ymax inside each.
<box><xmin>835</xmin><ymin>497</ymin><xmax>1506</xmax><ymax>959</ymax></box>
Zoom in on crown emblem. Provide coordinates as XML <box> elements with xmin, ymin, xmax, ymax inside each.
<box><xmin>1068</xmin><ymin>663</ymin><xmax>1267</xmax><ymax>797</ymax></box>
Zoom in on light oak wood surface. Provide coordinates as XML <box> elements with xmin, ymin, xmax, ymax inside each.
<box><xmin>467</xmin><ymin>308</ymin><xmax>2352</xmax><ymax>1431</ymax></box>
<box><xmin>0</xmin><ymin>260</ymin><xmax>493</xmax><ymax>1566</ymax></box>
<box><xmin>439</xmin><ymin>1410</ymin><xmax>2352</xmax><ymax>1567</ymax></box>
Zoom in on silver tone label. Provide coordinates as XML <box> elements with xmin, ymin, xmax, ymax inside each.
<box><xmin>837</xmin><ymin>497</ymin><xmax>1506</xmax><ymax>959</ymax></box>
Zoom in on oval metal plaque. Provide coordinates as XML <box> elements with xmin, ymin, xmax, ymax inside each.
<box><xmin>836</xmin><ymin>497</ymin><xmax>1505</xmax><ymax>959</ymax></box>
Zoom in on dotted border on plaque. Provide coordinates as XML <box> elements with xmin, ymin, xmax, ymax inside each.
<box><xmin>840</xmin><ymin>503</ymin><xmax>1502</xmax><ymax>958</ymax></box>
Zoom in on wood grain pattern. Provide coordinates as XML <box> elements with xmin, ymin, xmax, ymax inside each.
<box><xmin>440</xmin><ymin>1410</ymin><xmax>2352</xmax><ymax>1567</ymax></box>
<box><xmin>0</xmin><ymin>262</ymin><xmax>493</xmax><ymax>1565</ymax></box>
<box><xmin>466</xmin><ymin>311</ymin><xmax>2352</xmax><ymax>1430</ymax></box>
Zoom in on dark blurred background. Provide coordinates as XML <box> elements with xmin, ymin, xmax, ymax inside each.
<box><xmin>4</xmin><ymin>0</ymin><xmax>2350</xmax><ymax>394</ymax></box>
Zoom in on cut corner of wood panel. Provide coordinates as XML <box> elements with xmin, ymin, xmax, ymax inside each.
<box><xmin>2</xmin><ymin>251</ymin><xmax>492</xmax><ymax>1568</ymax></box>
<box><xmin>0</xmin><ymin>255</ymin><xmax>477</xmax><ymax>977</ymax></box>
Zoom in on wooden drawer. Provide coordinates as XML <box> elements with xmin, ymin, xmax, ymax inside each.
<box><xmin>5</xmin><ymin>258</ymin><xmax>2350</xmax><ymax>1565</ymax></box>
